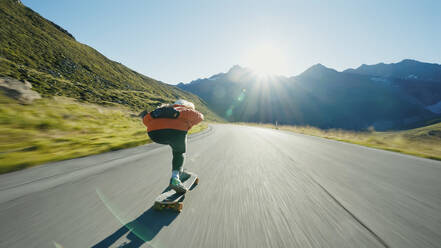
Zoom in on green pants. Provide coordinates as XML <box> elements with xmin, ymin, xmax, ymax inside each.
<box><xmin>148</xmin><ymin>129</ymin><xmax>187</xmax><ymax>171</ymax></box>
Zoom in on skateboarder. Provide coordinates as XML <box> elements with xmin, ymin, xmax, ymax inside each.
<box><xmin>142</xmin><ymin>99</ymin><xmax>204</xmax><ymax>194</ymax></box>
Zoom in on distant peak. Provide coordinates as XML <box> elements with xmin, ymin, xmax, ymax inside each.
<box><xmin>303</xmin><ymin>63</ymin><xmax>335</xmax><ymax>73</ymax></box>
<box><xmin>399</xmin><ymin>59</ymin><xmax>420</xmax><ymax>64</ymax></box>
<box><xmin>227</xmin><ymin>65</ymin><xmax>245</xmax><ymax>73</ymax></box>
<box><xmin>312</xmin><ymin>63</ymin><xmax>326</xmax><ymax>68</ymax></box>
<box><xmin>297</xmin><ymin>63</ymin><xmax>338</xmax><ymax>78</ymax></box>
<box><xmin>354</xmin><ymin>59</ymin><xmax>428</xmax><ymax>69</ymax></box>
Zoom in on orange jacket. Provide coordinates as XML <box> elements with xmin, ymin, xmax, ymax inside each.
<box><xmin>143</xmin><ymin>105</ymin><xmax>204</xmax><ymax>132</ymax></box>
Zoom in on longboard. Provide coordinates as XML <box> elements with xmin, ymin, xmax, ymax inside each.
<box><xmin>153</xmin><ymin>172</ymin><xmax>199</xmax><ymax>212</ymax></box>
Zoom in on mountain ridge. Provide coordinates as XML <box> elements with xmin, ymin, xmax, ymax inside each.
<box><xmin>186</xmin><ymin>59</ymin><xmax>441</xmax><ymax>84</ymax></box>
<box><xmin>343</xmin><ymin>59</ymin><xmax>441</xmax><ymax>82</ymax></box>
<box><xmin>179</xmin><ymin>60</ymin><xmax>441</xmax><ymax>130</ymax></box>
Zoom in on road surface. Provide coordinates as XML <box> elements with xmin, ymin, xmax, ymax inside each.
<box><xmin>1</xmin><ymin>124</ymin><xmax>441</xmax><ymax>248</ymax></box>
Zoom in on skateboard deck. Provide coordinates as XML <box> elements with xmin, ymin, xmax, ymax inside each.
<box><xmin>153</xmin><ymin>172</ymin><xmax>199</xmax><ymax>212</ymax></box>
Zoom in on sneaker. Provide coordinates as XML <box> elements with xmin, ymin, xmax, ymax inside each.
<box><xmin>169</xmin><ymin>177</ymin><xmax>188</xmax><ymax>194</ymax></box>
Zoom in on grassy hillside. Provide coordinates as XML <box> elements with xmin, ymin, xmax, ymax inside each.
<box><xmin>0</xmin><ymin>0</ymin><xmax>221</xmax><ymax>121</ymax></box>
<box><xmin>0</xmin><ymin>93</ymin><xmax>207</xmax><ymax>174</ymax></box>
<box><xmin>239</xmin><ymin>122</ymin><xmax>441</xmax><ymax>161</ymax></box>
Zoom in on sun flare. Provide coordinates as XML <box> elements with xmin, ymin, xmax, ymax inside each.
<box><xmin>243</xmin><ymin>43</ymin><xmax>287</xmax><ymax>76</ymax></box>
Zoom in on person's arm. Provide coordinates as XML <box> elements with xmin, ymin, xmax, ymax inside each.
<box><xmin>142</xmin><ymin>112</ymin><xmax>153</xmax><ymax>128</ymax></box>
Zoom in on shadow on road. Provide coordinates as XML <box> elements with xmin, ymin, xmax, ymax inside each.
<box><xmin>92</xmin><ymin>206</ymin><xmax>179</xmax><ymax>248</ymax></box>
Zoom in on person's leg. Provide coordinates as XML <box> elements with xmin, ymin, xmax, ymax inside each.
<box><xmin>147</xmin><ymin>130</ymin><xmax>170</xmax><ymax>145</ymax></box>
<box><xmin>169</xmin><ymin>130</ymin><xmax>187</xmax><ymax>176</ymax></box>
<box><xmin>169</xmin><ymin>131</ymin><xmax>188</xmax><ymax>193</ymax></box>
<box><xmin>149</xmin><ymin>129</ymin><xmax>187</xmax><ymax>175</ymax></box>
<box><xmin>150</xmin><ymin>129</ymin><xmax>188</xmax><ymax>193</ymax></box>
<box><xmin>172</xmin><ymin>152</ymin><xmax>184</xmax><ymax>173</ymax></box>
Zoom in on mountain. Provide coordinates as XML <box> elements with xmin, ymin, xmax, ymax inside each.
<box><xmin>178</xmin><ymin>65</ymin><xmax>292</xmax><ymax>125</ymax></box>
<box><xmin>298</xmin><ymin>63</ymin><xmax>339</xmax><ymax>78</ymax></box>
<box><xmin>0</xmin><ymin>0</ymin><xmax>221</xmax><ymax>120</ymax></box>
<box><xmin>179</xmin><ymin>61</ymin><xmax>441</xmax><ymax>130</ymax></box>
<box><xmin>344</xmin><ymin>59</ymin><xmax>441</xmax><ymax>107</ymax></box>
<box><xmin>344</xmin><ymin>59</ymin><xmax>441</xmax><ymax>82</ymax></box>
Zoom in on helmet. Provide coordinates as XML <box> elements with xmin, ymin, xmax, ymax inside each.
<box><xmin>174</xmin><ymin>99</ymin><xmax>195</xmax><ymax>109</ymax></box>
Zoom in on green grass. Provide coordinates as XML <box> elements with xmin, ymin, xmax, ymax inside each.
<box><xmin>0</xmin><ymin>94</ymin><xmax>208</xmax><ymax>174</ymax></box>
<box><xmin>236</xmin><ymin>122</ymin><xmax>441</xmax><ymax>161</ymax></box>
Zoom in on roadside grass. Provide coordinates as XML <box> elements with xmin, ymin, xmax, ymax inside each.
<box><xmin>235</xmin><ymin>122</ymin><xmax>441</xmax><ymax>161</ymax></box>
<box><xmin>0</xmin><ymin>94</ymin><xmax>207</xmax><ymax>174</ymax></box>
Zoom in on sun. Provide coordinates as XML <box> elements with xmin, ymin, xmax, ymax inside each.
<box><xmin>243</xmin><ymin>43</ymin><xmax>287</xmax><ymax>76</ymax></box>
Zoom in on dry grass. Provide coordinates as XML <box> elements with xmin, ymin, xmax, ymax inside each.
<box><xmin>235</xmin><ymin>122</ymin><xmax>441</xmax><ymax>161</ymax></box>
<box><xmin>0</xmin><ymin>94</ymin><xmax>207</xmax><ymax>174</ymax></box>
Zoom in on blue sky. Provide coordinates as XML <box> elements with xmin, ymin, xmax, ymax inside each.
<box><xmin>23</xmin><ymin>0</ymin><xmax>441</xmax><ymax>84</ymax></box>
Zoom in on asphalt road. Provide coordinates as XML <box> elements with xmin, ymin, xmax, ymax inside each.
<box><xmin>1</xmin><ymin>124</ymin><xmax>441</xmax><ymax>248</ymax></box>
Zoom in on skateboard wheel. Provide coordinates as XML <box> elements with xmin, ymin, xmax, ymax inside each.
<box><xmin>177</xmin><ymin>203</ymin><xmax>183</xmax><ymax>212</ymax></box>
